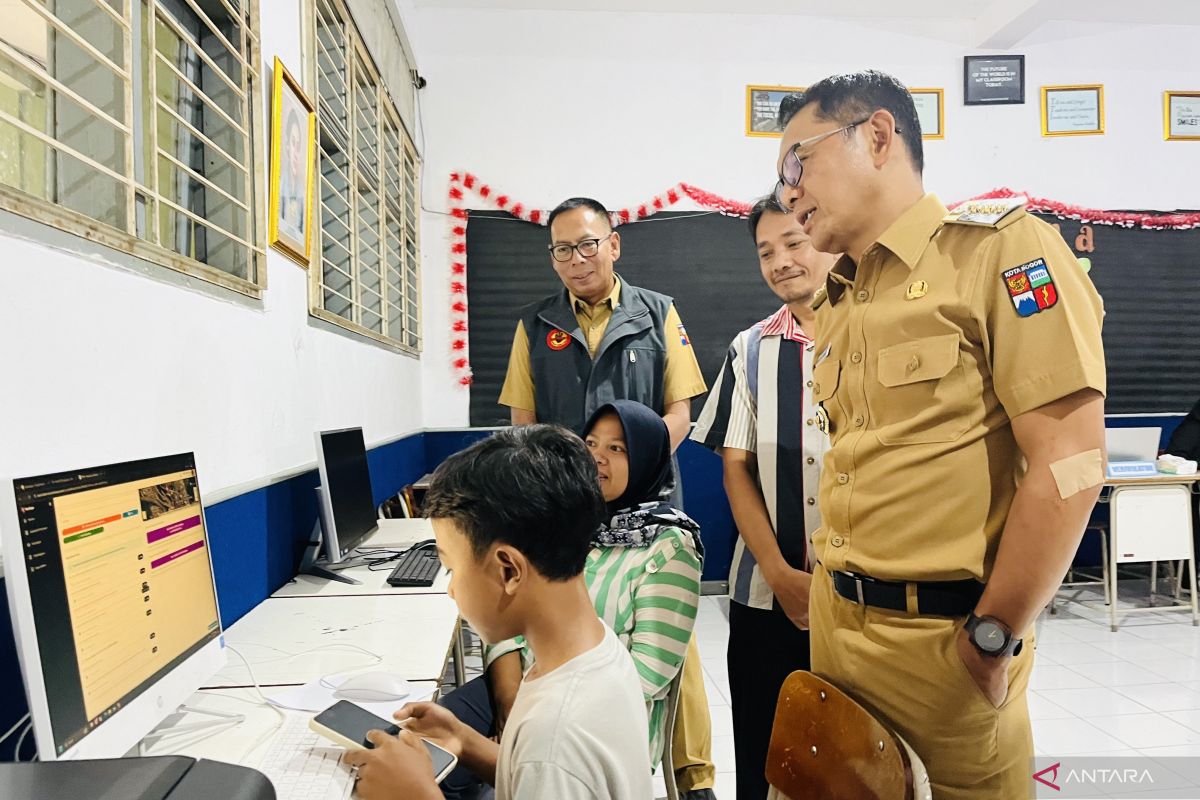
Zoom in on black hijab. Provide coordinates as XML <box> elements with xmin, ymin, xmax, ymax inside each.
<box><xmin>584</xmin><ymin>400</ymin><xmax>672</xmax><ymax>514</ymax></box>
<box><xmin>582</xmin><ymin>401</ymin><xmax>702</xmax><ymax>555</ymax></box>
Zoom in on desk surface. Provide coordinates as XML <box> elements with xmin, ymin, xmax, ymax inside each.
<box><xmin>145</xmin><ymin>683</ymin><xmax>439</xmax><ymax>765</ymax></box>
<box><xmin>1106</xmin><ymin>473</ymin><xmax>1200</xmax><ymax>487</ymax></box>
<box><xmin>209</xmin><ymin>594</ymin><xmax>459</xmax><ymax>687</ymax></box>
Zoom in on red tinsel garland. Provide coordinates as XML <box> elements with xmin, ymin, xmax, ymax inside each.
<box><xmin>445</xmin><ymin>171</ymin><xmax>1200</xmax><ymax>386</ymax></box>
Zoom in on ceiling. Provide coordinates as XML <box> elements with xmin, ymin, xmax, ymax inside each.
<box><xmin>410</xmin><ymin>0</ymin><xmax>1200</xmax><ymax>46</ymax></box>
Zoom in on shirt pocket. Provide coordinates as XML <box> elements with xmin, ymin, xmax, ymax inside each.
<box><xmin>874</xmin><ymin>333</ymin><xmax>970</xmax><ymax>445</ymax></box>
<box><xmin>811</xmin><ymin>358</ymin><xmax>842</xmax><ymax>437</ymax></box>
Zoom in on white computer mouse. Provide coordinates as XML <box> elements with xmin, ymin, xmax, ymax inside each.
<box><xmin>333</xmin><ymin>672</ymin><xmax>413</xmax><ymax>702</ymax></box>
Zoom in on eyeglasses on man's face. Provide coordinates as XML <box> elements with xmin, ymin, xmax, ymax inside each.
<box><xmin>548</xmin><ymin>233</ymin><xmax>614</xmax><ymax>263</ymax></box>
<box><xmin>773</xmin><ymin>118</ymin><xmax>871</xmax><ymax>206</ymax></box>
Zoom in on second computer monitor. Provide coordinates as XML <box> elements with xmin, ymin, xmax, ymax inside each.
<box><xmin>315</xmin><ymin>427</ymin><xmax>378</xmax><ymax>562</ymax></box>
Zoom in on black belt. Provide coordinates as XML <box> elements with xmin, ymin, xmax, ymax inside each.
<box><xmin>830</xmin><ymin>570</ymin><xmax>983</xmax><ymax>617</ymax></box>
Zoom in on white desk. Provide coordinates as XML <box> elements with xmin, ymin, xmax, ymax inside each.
<box><xmin>143</xmin><ymin>682</ymin><xmax>439</xmax><ymax>765</ymax></box>
<box><xmin>1103</xmin><ymin>473</ymin><xmax>1199</xmax><ymax>631</ymax></box>
<box><xmin>207</xmin><ymin>594</ymin><xmax>461</xmax><ymax>687</ymax></box>
<box><xmin>274</xmin><ymin>560</ymin><xmax>451</xmax><ymax>598</ymax></box>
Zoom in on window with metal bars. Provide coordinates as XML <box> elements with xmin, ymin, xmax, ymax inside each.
<box><xmin>0</xmin><ymin>0</ymin><xmax>265</xmax><ymax>296</ymax></box>
<box><xmin>310</xmin><ymin>0</ymin><xmax>420</xmax><ymax>354</ymax></box>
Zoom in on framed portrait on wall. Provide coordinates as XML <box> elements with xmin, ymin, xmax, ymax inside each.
<box><xmin>269</xmin><ymin>57</ymin><xmax>316</xmax><ymax>266</ymax></box>
<box><xmin>1041</xmin><ymin>84</ymin><xmax>1104</xmax><ymax>136</ymax></box>
<box><xmin>909</xmin><ymin>88</ymin><xmax>944</xmax><ymax>139</ymax></box>
<box><xmin>745</xmin><ymin>85</ymin><xmax>806</xmax><ymax>137</ymax></box>
<box><xmin>1164</xmin><ymin>91</ymin><xmax>1200</xmax><ymax>140</ymax></box>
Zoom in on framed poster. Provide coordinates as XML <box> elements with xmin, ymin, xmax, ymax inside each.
<box><xmin>1165</xmin><ymin>91</ymin><xmax>1200</xmax><ymax>140</ymax></box>
<box><xmin>1042</xmin><ymin>84</ymin><xmax>1104</xmax><ymax>136</ymax></box>
<box><xmin>746</xmin><ymin>85</ymin><xmax>806</xmax><ymax>137</ymax></box>
<box><xmin>909</xmin><ymin>88</ymin><xmax>944</xmax><ymax>139</ymax></box>
<box><xmin>964</xmin><ymin>55</ymin><xmax>1025</xmax><ymax>105</ymax></box>
<box><xmin>269</xmin><ymin>57</ymin><xmax>317</xmax><ymax>266</ymax></box>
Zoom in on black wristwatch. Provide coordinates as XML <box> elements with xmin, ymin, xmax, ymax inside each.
<box><xmin>964</xmin><ymin>613</ymin><xmax>1023</xmax><ymax>658</ymax></box>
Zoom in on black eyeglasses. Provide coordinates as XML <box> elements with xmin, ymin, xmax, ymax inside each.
<box><xmin>773</xmin><ymin>118</ymin><xmax>871</xmax><ymax>206</ymax></box>
<box><xmin>548</xmin><ymin>233</ymin><xmax>614</xmax><ymax>262</ymax></box>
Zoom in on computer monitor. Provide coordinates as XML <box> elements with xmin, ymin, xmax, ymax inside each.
<box><xmin>0</xmin><ymin>453</ymin><xmax>224</xmax><ymax>761</ymax></box>
<box><xmin>314</xmin><ymin>427</ymin><xmax>378</xmax><ymax>563</ymax></box>
<box><xmin>1105</xmin><ymin>427</ymin><xmax>1161</xmax><ymax>462</ymax></box>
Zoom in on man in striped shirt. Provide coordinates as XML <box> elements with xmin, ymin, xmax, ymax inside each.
<box><xmin>692</xmin><ymin>195</ymin><xmax>838</xmax><ymax>799</ymax></box>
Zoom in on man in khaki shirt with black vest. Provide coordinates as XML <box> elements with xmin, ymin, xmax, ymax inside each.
<box><xmin>774</xmin><ymin>71</ymin><xmax>1106</xmax><ymax>798</ymax></box>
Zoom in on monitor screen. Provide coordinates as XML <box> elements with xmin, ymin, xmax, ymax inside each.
<box><xmin>315</xmin><ymin>428</ymin><xmax>378</xmax><ymax>560</ymax></box>
<box><xmin>2</xmin><ymin>453</ymin><xmax>222</xmax><ymax>759</ymax></box>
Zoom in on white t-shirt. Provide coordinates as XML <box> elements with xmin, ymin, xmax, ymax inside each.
<box><xmin>495</xmin><ymin>624</ymin><xmax>653</xmax><ymax>800</ymax></box>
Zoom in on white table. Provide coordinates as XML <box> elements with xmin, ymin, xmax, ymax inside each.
<box><xmin>1103</xmin><ymin>473</ymin><xmax>1199</xmax><ymax>631</ymax></box>
<box><xmin>206</xmin><ymin>594</ymin><xmax>461</xmax><ymax>687</ymax></box>
<box><xmin>142</xmin><ymin>682</ymin><xmax>440</xmax><ymax>765</ymax></box>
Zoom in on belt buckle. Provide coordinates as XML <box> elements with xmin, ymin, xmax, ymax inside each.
<box><xmin>840</xmin><ymin>571</ymin><xmax>867</xmax><ymax>605</ymax></box>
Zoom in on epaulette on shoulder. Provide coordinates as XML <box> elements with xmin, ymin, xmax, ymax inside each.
<box><xmin>812</xmin><ymin>285</ymin><xmax>829</xmax><ymax>310</ymax></box>
<box><xmin>943</xmin><ymin>197</ymin><xmax>1028</xmax><ymax>230</ymax></box>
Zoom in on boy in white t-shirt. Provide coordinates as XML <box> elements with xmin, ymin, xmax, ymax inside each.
<box><xmin>345</xmin><ymin>425</ymin><xmax>653</xmax><ymax>800</ymax></box>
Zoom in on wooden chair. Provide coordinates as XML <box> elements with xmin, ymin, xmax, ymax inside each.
<box><xmin>765</xmin><ymin>671</ymin><xmax>931</xmax><ymax>800</ymax></box>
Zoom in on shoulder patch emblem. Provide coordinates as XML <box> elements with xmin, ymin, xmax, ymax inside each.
<box><xmin>1003</xmin><ymin>258</ymin><xmax>1057</xmax><ymax>317</ymax></box>
<box><xmin>945</xmin><ymin>197</ymin><xmax>1027</xmax><ymax>228</ymax></box>
<box><xmin>546</xmin><ymin>329</ymin><xmax>572</xmax><ymax>350</ymax></box>
<box><xmin>677</xmin><ymin>324</ymin><xmax>691</xmax><ymax>347</ymax></box>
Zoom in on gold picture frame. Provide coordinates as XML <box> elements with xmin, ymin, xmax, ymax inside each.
<box><xmin>1164</xmin><ymin>91</ymin><xmax>1200</xmax><ymax>141</ymax></box>
<box><xmin>268</xmin><ymin>57</ymin><xmax>317</xmax><ymax>266</ymax></box>
<box><xmin>746</xmin><ymin>84</ymin><xmax>806</xmax><ymax>138</ymax></box>
<box><xmin>909</xmin><ymin>88</ymin><xmax>944</xmax><ymax>139</ymax></box>
<box><xmin>1041</xmin><ymin>84</ymin><xmax>1105</xmax><ymax>137</ymax></box>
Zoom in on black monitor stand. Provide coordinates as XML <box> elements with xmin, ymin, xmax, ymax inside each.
<box><xmin>298</xmin><ymin>487</ymin><xmax>362</xmax><ymax>585</ymax></box>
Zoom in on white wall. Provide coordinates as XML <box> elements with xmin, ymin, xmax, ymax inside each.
<box><xmin>0</xmin><ymin>4</ymin><xmax>424</xmax><ymax>496</ymax></box>
<box><xmin>411</xmin><ymin>8</ymin><xmax>1200</xmax><ymax>424</ymax></box>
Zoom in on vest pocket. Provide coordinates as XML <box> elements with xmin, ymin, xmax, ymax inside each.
<box><xmin>621</xmin><ymin>347</ymin><xmax>662</xmax><ymax>407</ymax></box>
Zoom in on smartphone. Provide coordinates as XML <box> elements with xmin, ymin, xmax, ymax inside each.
<box><xmin>309</xmin><ymin>700</ymin><xmax>458</xmax><ymax>783</ymax></box>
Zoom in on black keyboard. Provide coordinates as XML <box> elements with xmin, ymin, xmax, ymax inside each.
<box><xmin>386</xmin><ymin>546</ymin><xmax>441</xmax><ymax>587</ymax></box>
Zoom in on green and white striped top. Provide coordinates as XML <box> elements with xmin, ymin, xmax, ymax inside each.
<box><xmin>485</xmin><ymin>526</ymin><xmax>703</xmax><ymax>766</ymax></box>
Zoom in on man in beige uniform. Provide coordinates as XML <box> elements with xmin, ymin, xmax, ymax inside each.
<box><xmin>774</xmin><ymin>71</ymin><xmax>1106</xmax><ymax>798</ymax></box>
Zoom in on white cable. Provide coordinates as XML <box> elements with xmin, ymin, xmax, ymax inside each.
<box><xmin>14</xmin><ymin>721</ymin><xmax>34</xmax><ymax>761</ymax></box>
<box><xmin>0</xmin><ymin>713</ymin><xmax>30</xmax><ymax>746</ymax></box>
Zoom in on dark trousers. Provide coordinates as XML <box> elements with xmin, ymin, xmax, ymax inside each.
<box><xmin>439</xmin><ymin>676</ymin><xmax>495</xmax><ymax>800</ymax></box>
<box><xmin>727</xmin><ymin>599</ymin><xmax>812</xmax><ymax>800</ymax></box>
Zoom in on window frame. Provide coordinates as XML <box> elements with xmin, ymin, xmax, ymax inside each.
<box><xmin>305</xmin><ymin>0</ymin><xmax>421</xmax><ymax>355</ymax></box>
<box><xmin>0</xmin><ymin>0</ymin><xmax>268</xmax><ymax>298</ymax></box>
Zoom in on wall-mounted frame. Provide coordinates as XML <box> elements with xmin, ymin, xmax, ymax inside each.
<box><xmin>1165</xmin><ymin>91</ymin><xmax>1200</xmax><ymax>141</ymax></box>
<box><xmin>909</xmin><ymin>88</ymin><xmax>944</xmax><ymax>139</ymax></box>
<box><xmin>1041</xmin><ymin>84</ymin><xmax>1105</xmax><ymax>136</ymax></box>
<box><xmin>964</xmin><ymin>55</ymin><xmax>1025</xmax><ymax>105</ymax></box>
<box><xmin>268</xmin><ymin>57</ymin><xmax>317</xmax><ymax>266</ymax></box>
<box><xmin>746</xmin><ymin>84</ymin><xmax>807</xmax><ymax>137</ymax></box>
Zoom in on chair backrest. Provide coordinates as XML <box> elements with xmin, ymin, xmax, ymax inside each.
<box><xmin>657</xmin><ymin>663</ymin><xmax>686</xmax><ymax>800</ymax></box>
<box><xmin>766</xmin><ymin>671</ymin><xmax>930</xmax><ymax>800</ymax></box>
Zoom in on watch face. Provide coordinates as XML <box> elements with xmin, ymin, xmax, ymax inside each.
<box><xmin>972</xmin><ymin>620</ymin><xmax>1007</xmax><ymax>653</ymax></box>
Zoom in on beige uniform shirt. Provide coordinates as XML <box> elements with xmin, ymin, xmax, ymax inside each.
<box><xmin>811</xmin><ymin>194</ymin><xmax>1106</xmax><ymax>583</ymax></box>
<box><xmin>499</xmin><ymin>278</ymin><xmax>708</xmax><ymax>412</ymax></box>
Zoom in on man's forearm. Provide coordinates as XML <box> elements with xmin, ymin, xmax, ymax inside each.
<box><xmin>457</xmin><ymin>727</ymin><xmax>500</xmax><ymax>784</ymax></box>
<box><xmin>723</xmin><ymin>456</ymin><xmax>789</xmax><ymax>580</ymax></box>
<box><xmin>976</xmin><ymin>389</ymin><xmax>1106</xmax><ymax>636</ymax></box>
<box><xmin>510</xmin><ymin>408</ymin><xmax>536</xmax><ymax>426</ymax></box>
<box><xmin>662</xmin><ymin>400</ymin><xmax>692</xmax><ymax>452</ymax></box>
<box><xmin>976</xmin><ymin>475</ymin><xmax>1101</xmax><ymax>635</ymax></box>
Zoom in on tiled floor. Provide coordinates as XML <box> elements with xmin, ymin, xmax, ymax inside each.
<box><xmin>688</xmin><ymin>579</ymin><xmax>1200</xmax><ymax>798</ymax></box>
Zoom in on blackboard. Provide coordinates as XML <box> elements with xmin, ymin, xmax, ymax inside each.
<box><xmin>465</xmin><ymin>208</ymin><xmax>1200</xmax><ymax>423</ymax></box>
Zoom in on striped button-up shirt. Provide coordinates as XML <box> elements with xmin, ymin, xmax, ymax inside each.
<box><xmin>691</xmin><ymin>305</ymin><xmax>828</xmax><ymax>609</ymax></box>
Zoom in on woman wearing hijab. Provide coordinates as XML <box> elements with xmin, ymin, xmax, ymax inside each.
<box><xmin>439</xmin><ymin>401</ymin><xmax>705</xmax><ymax>798</ymax></box>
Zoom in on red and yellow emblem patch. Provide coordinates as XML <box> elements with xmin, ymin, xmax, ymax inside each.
<box><xmin>546</xmin><ymin>329</ymin><xmax>571</xmax><ymax>351</ymax></box>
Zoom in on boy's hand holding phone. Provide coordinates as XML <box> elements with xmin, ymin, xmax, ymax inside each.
<box><xmin>394</xmin><ymin>701</ymin><xmax>466</xmax><ymax>755</ymax></box>
<box><xmin>345</xmin><ymin>730</ymin><xmax>443</xmax><ymax>800</ymax></box>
